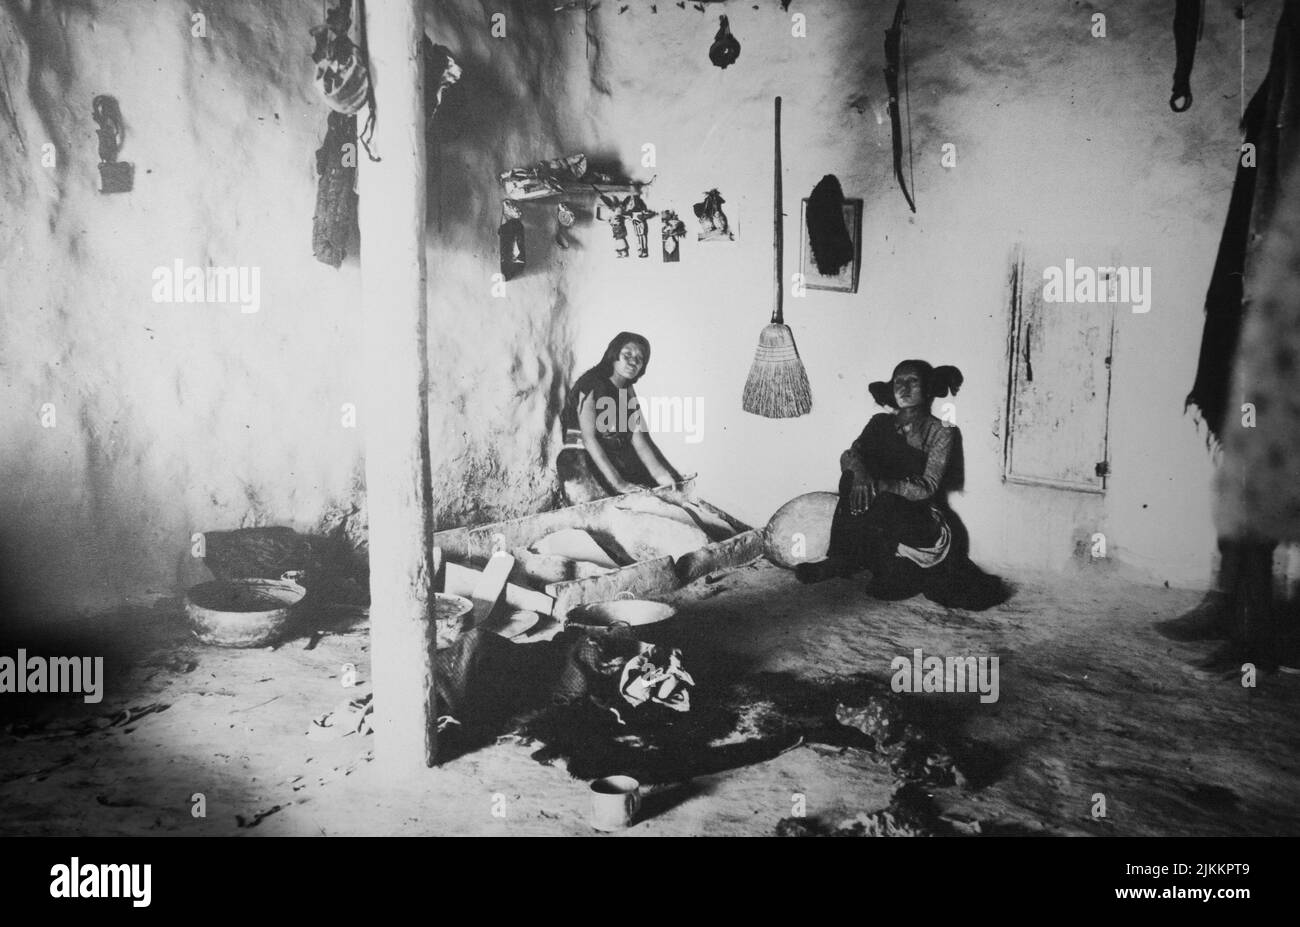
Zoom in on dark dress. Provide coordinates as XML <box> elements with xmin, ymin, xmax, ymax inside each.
<box><xmin>557</xmin><ymin>371</ymin><xmax>656</xmax><ymax>503</ymax></box>
<box><xmin>831</xmin><ymin>413</ymin><xmax>952</xmax><ymax>581</ymax></box>
<box><xmin>831</xmin><ymin>413</ymin><xmax>1007</xmax><ymax>609</ymax></box>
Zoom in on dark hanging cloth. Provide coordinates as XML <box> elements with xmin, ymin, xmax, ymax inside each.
<box><xmin>806</xmin><ymin>174</ymin><xmax>855</xmax><ymax>276</ymax></box>
<box><xmin>311</xmin><ymin>110</ymin><xmax>358</xmax><ymax>268</ymax></box>
<box><xmin>1185</xmin><ymin>84</ymin><xmax>1266</xmax><ymax>441</ymax></box>
<box><xmin>1216</xmin><ymin>0</ymin><xmax>1300</xmax><ymax>542</ymax></box>
<box><xmin>1171</xmin><ymin>0</ymin><xmax>1203</xmax><ymax>112</ymax></box>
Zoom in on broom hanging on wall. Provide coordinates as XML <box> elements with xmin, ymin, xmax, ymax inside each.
<box><xmin>742</xmin><ymin>96</ymin><xmax>813</xmax><ymax>418</ymax></box>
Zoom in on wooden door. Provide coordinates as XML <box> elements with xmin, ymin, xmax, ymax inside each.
<box><xmin>1003</xmin><ymin>247</ymin><xmax>1116</xmax><ymax>493</ymax></box>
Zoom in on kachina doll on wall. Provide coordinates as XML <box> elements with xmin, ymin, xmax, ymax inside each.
<box><xmin>555</xmin><ymin>202</ymin><xmax>576</xmax><ymax>250</ymax></box>
<box><xmin>596</xmin><ymin>190</ymin><xmax>631</xmax><ymax>258</ymax></box>
<box><xmin>626</xmin><ymin>186</ymin><xmax>657</xmax><ymax>258</ymax></box>
<box><xmin>694</xmin><ymin>188</ymin><xmax>734</xmax><ymax>242</ymax></box>
<box><xmin>499</xmin><ymin>199</ymin><xmax>525</xmax><ymax>279</ymax></box>
<box><xmin>661</xmin><ymin>209</ymin><xmax>686</xmax><ymax>262</ymax></box>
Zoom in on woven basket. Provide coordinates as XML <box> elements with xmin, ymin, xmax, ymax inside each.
<box><xmin>315</xmin><ymin>53</ymin><xmax>370</xmax><ymax>115</ymax></box>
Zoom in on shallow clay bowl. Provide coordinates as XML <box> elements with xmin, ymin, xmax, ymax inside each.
<box><xmin>565</xmin><ymin>599</ymin><xmax>677</xmax><ymax>628</ymax></box>
<box><xmin>186</xmin><ymin>576</ymin><xmax>307</xmax><ymax>648</ymax></box>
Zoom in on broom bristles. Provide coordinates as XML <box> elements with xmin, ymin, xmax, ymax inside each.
<box><xmin>743</xmin><ymin>323</ymin><xmax>812</xmax><ymax>418</ymax></box>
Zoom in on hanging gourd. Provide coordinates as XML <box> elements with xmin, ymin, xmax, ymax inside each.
<box><xmin>311</xmin><ymin>1</ymin><xmax>371</xmax><ymax>116</ymax></box>
<box><xmin>709</xmin><ymin>15</ymin><xmax>740</xmax><ymax>69</ymax></box>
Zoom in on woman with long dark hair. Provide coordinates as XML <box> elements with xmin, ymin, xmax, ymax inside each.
<box><xmin>558</xmin><ymin>332</ymin><xmax>681</xmax><ymax>504</ymax></box>
<box><xmin>797</xmin><ymin>359</ymin><xmax>1007</xmax><ymax>609</ymax></box>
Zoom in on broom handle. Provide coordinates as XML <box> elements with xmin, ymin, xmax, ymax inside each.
<box><xmin>772</xmin><ymin>96</ymin><xmax>783</xmax><ymax>325</ymax></box>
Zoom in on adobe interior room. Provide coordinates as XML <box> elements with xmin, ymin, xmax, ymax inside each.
<box><xmin>1</xmin><ymin>0</ymin><xmax>1299</xmax><ymax>837</ymax></box>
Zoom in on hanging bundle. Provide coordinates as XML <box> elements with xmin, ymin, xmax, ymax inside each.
<box><xmin>709</xmin><ymin>14</ymin><xmax>741</xmax><ymax>69</ymax></box>
<box><xmin>311</xmin><ymin>1</ymin><xmax>369</xmax><ymax>115</ymax></box>
<box><xmin>883</xmin><ymin>0</ymin><xmax>916</xmax><ymax>213</ymax></box>
<box><xmin>309</xmin><ymin>1</ymin><xmax>366</xmax><ymax>266</ymax></box>
<box><xmin>743</xmin><ymin>97</ymin><xmax>813</xmax><ymax>419</ymax></box>
<box><xmin>424</xmin><ymin>41</ymin><xmax>463</xmax><ymax>121</ymax></box>
<box><xmin>311</xmin><ymin>0</ymin><xmax>379</xmax><ymax>160</ymax></box>
<box><xmin>1170</xmin><ymin>0</ymin><xmax>1204</xmax><ymax>112</ymax></box>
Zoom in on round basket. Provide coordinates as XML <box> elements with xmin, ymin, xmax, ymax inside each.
<box><xmin>186</xmin><ymin>575</ymin><xmax>306</xmax><ymax>648</ymax></box>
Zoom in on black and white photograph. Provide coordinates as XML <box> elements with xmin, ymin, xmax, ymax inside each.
<box><xmin>1</xmin><ymin>0</ymin><xmax>1298</xmax><ymax>880</ymax></box>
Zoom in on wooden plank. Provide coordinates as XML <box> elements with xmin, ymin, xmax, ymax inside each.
<box><xmin>359</xmin><ymin>0</ymin><xmax>436</xmax><ymax>773</ymax></box>
<box><xmin>546</xmin><ymin>556</ymin><xmax>679</xmax><ymax>619</ymax></box>
<box><xmin>431</xmin><ymin>527</ymin><xmax>471</xmax><ymax>561</ymax></box>
<box><xmin>432</xmin><ymin>477</ymin><xmax>699</xmax><ymax>561</ymax></box>
<box><xmin>468</xmin><ymin>552</ymin><xmax>514</xmax><ymax>628</ymax></box>
<box><xmin>443</xmin><ymin>561</ymin><xmax>554</xmax><ymax>615</ymax></box>
<box><xmin>675</xmin><ymin>528</ymin><xmax>765</xmax><ymax>584</ymax></box>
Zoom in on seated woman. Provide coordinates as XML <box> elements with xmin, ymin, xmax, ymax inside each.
<box><xmin>796</xmin><ymin>359</ymin><xmax>1007</xmax><ymax>609</ymax></box>
<box><xmin>557</xmin><ymin>332</ymin><xmax>681</xmax><ymax>504</ymax></box>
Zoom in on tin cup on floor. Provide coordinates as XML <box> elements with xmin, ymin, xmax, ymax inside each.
<box><xmin>589</xmin><ymin>775</ymin><xmax>641</xmax><ymax>831</ymax></box>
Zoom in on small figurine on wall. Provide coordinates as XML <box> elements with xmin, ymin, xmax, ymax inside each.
<box><xmin>555</xmin><ymin>202</ymin><xmax>577</xmax><ymax>250</ymax></box>
<box><xmin>92</xmin><ymin>95</ymin><xmax>133</xmax><ymax>194</ymax></box>
<box><xmin>626</xmin><ymin>186</ymin><xmax>657</xmax><ymax>258</ymax></box>
<box><xmin>596</xmin><ymin>190</ymin><xmax>631</xmax><ymax>258</ymax></box>
<box><xmin>499</xmin><ymin>199</ymin><xmax>526</xmax><ymax>279</ymax></box>
<box><xmin>661</xmin><ymin>209</ymin><xmax>686</xmax><ymax>262</ymax></box>
<box><xmin>694</xmin><ymin>188</ymin><xmax>734</xmax><ymax>241</ymax></box>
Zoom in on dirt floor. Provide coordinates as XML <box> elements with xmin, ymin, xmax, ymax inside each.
<box><xmin>3</xmin><ymin>559</ymin><xmax>1299</xmax><ymax>837</ymax></box>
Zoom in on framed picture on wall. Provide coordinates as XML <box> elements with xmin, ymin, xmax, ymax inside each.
<box><xmin>798</xmin><ymin>197</ymin><xmax>862</xmax><ymax>293</ymax></box>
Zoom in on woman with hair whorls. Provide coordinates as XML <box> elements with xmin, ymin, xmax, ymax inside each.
<box><xmin>796</xmin><ymin>359</ymin><xmax>1008</xmax><ymax>610</ymax></box>
<box><xmin>557</xmin><ymin>332</ymin><xmax>682</xmax><ymax>504</ymax></box>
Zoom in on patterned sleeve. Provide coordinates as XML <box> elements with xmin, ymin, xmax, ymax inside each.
<box><xmin>878</xmin><ymin>422</ymin><xmax>953</xmax><ymax>501</ymax></box>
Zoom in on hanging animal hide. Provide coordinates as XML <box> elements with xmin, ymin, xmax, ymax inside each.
<box><xmin>311</xmin><ymin>110</ymin><xmax>358</xmax><ymax>267</ymax></box>
<box><xmin>709</xmin><ymin>14</ymin><xmax>741</xmax><ymax>69</ymax></box>
<box><xmin>883</xmin><ymin>0</ymin><xmax>916</xmax><ymax>213</ymax></box>
<box><xmin>424</xmin><ymin>41</ymin><xmax>462</xmax><ymax>120</ymax></box>
<box><xmin>806</xmin><ymin>175</ymin><xmax>855</xmax><ymax>276</ymax></box>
